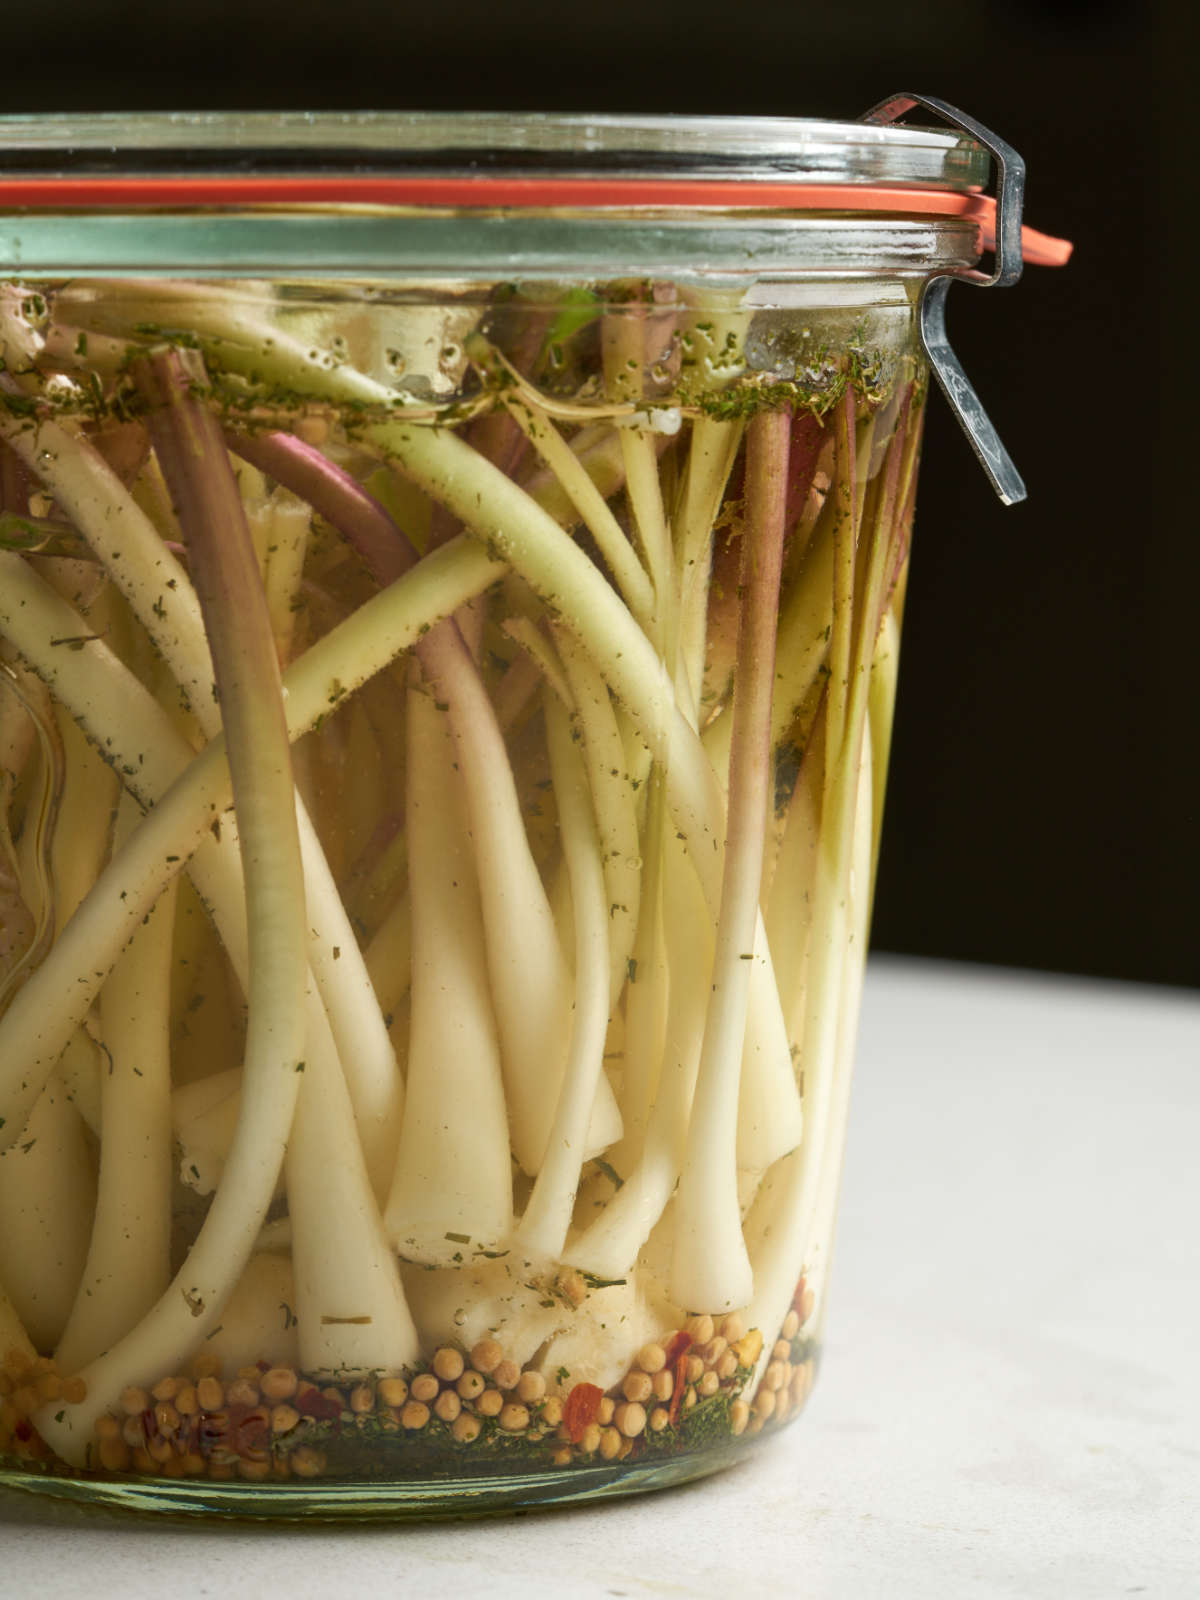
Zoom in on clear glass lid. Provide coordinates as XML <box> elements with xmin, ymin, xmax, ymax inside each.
<box><xmin>0</xmin><ymin>111</ymin><xmax>990</xmax><ymax>191</ymax></box>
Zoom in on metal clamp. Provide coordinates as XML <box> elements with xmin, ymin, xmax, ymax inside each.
<box><xmin>862</xmin><ymin>93</ymin><xmax>1027</xmax><ymax>505</ymax></box>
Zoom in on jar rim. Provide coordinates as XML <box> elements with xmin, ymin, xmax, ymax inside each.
<box><xmin>0</xmin><ymin>110</ymin><xmax>990</xmax><ymax>194</ymax></box>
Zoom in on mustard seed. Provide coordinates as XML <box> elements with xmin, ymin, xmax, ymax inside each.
<box><xmin>433</xmin><ymin>1347</ymin><xmax>465</xmax><ymax>1383</ymax></box>
<box><xmin>434</xmin><ymin>1389</ymin><xmax>461</xmax><ymax>1423</ymax></box>
<box><xmin>456</xmin><ymin>1370</ymin><xmax>485</xmax><ymax>1401</ymax></box>
<box><xmin>753</xmin><ymin>1388</ymin><xmax>776</xmax><ymax>1420</ymax></box>
<box><xmin>400</xmin><ymin>1401</ymin><xmax>430</xmax><ymax>1430</ymax></box>
<box><xmin>410</xmin><ymin>1373</ymin><xmax>439</xmax><ymax>1404</ymax></box>
<box><xmin>698</xmin><ymin>1371</ymin><xmax>719</xmax><ymax>1399</ymax></box>
<box><xmin>557</xmin><ymin>1269</ymin><xmax>587</xmax><ymax>1307</ymax></box>
<box><xmin>470</xmin><ymin>1338</ymin><xmax>502</xmax><ymax>1375</ymax></box>
<box><xmin>226</xmin><ymin>1376</ymin><xmax>260</xmax><ymax>1407</ymax></box>
<box><xmin>349</xmin><ymin>1384</ymin><xmax>375</xmax><ymax>1414</ymax></box>
<box><xmin>599</xmin><ymin>1425</ymin><xmax>622</xmax><ymax>1460</ymax></box>
<box><xmin>651</xmin><ymin>1369</ymin><xmax>674</xmax><ymax>1402</ymax></box>
<box><xmin>492</xmin><ymin>1359</ymin><xmax>520</xmax><ymax>1392</ymax></box>
<box><xmin>781</xmin><ymin>1310</ymin><xmax>800</xmax><ymax>1341</ymax></box>
<box><xmin>499</xmin><ymin>1403</ymin><xmax>530</xmax><ymax>1433</ymax></box>
<box><xmin>720</xmin><ymin>1313</ymin><xmax>745</xmax><ymax>1343</ymax></box>
<box><xmin>378</xmin><ymin>1376</ymin><xmax>409</xmax><ymax>1407</ymax></box>
<box><xmin>516</xmin><ymin>1370</ymin><xmax>546</xmax><ymax>1405</ymax></box>
<box><xmin>685</xmin><ymin>1314</ymin><xmax>714</xmax><ymax>1345</ymax></box>
<box><xmin>730</xmin><ymin>1399</ymin><xmax>750</xmax><ymax>1436</ymax></box>
<box><xmin>290</xmin><ymin>1445</ymin><xmax>325</xmax><ymax>1477</ymax></box>
<box><xmin>260</xmin><ymin>1367</ymin><xmax>298</xmax><ymax>1402</ymax></box>
<box><xmin>155</xmin><ymin>1401</ymin><xmax>181</xmax><ymax>1434</ymax></box>
<box><xmin>476</xmin><ymin>1388</ymin><xmax>503</xmax><ymax>1418</ymax></box>
<box><xmin>119</xmin><ymin>1385</ymin><xmax>148</xmax><ymax>1416</ymax></box>
<box><xmin>97</xmin><ymin>1435</ymin><xmax>130</xmax><ymax>1473</ymax></box>
<box><xmin>635</xmin><ymin>1342</ymin><xmax>666</xmax><ymax>1374</ymax></box>
<box><xmin>271</xmin><ymin>1404</ymin><xmax>301</xmax><ymax>1434</ymax></box>
<box><xmin>649</xmin><ymin>1406</ymin><xmax>669</xmax><ymax>1432</ymax></box>
<box><xmin>452</xmin><ymin>1412</ymin><xmax>482</xmax><ymax>1444</ymax></box>
<box><xmin>615</xmin><ymin>1401</ymin><xmax>647</xmax><ymax>1438</ymax></box>
<box><xmin>196</xmin><ymin>1377</ymin><xmax>224</xmax><ymax>1411</ymax></box>
<box><xmin>622</xmin><ymin>1370</ymin><xmax>653</xmax><ymax>1405</ymax></box>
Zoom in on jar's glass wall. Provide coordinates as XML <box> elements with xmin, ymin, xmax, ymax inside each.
<box><xmin>0</xmin><ymin>267</ymin><xmax>922</xmax><ymax>1514</ymax></box>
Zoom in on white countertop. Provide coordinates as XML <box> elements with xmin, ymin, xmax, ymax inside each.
<box><xmin>3</xmin><ymin>957</ymin><xmax>1197</xmax><ymax>1598</ymax></box>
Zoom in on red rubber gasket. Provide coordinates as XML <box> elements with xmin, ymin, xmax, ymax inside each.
<box><xmin>0</xmin><ymin>177</ymin><xmax>1073</xmax><ymax>265</ymax></box>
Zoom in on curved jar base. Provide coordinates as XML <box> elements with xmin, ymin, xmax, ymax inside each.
<box><xmin>1</xmin><ymin>1442</ymin><xmax>762</xmax><ymax>1521</ymax></box>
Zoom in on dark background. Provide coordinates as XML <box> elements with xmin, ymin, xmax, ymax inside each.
<box><xmin>6</xmin><ymin>0</ymin><xmax>1189</xmax><ymax>987</ymax></box>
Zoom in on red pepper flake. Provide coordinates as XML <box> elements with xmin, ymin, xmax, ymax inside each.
<box><xmin>229</xmin><ymin>1403</ymin><xmax>271</xmax><ymax>1461</ymax></box>
<box><xmin>663</xmin><ymin>1331</ymin><xmax>691</xmax><ymax>1365</ymax></box>
<box><xmin>562</xmin><ymin>1382</ymin><xmax>604</xmax><ymax>1444</ymax></box>
<box><xmin>665</xmin><ymin>1332</ymin><xmax>693</xmax><ymax>1428</ymax></box>
<box><xmin>296</xmin><ymin>1387</ymin><xmax>342</xmax><ymax>1423</ymax></box>
<box><xmin>791</xmin><ymin>1275</ymin><xmax>807</xmax><ymax>1314</ymax></box>
<box><xmin>196</xmin><ymin>1412</ymin><xmax>229</xmax><ymax>1455</ymax></box>
<box><xmin>13</xmin><ymin>1419</ymin><xmax>33</xmax><ymax>1443</ymax></box>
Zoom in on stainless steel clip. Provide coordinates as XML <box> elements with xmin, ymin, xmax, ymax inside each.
<box><xmin>862</xmin><ymin>93</ymin><xmax>1027</xmax><ymax>505</ymax></box>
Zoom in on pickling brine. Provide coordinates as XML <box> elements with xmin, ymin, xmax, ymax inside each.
<box><xmin>0</xmin><ymin>271</ymin><xmax>913</xmax><ymax>1502</ymax></box>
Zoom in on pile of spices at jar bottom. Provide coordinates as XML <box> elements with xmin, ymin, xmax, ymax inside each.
<box><xmin>3</xmin><ymin>1284</ymin><xmax>818</xmax><ymax>1481</ymax></box>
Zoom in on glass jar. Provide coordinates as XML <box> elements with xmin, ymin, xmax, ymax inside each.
<box><xmin>0</xmin><ymin>108</ymin><xmax>1060</xmax><ymax>1517</ymax></box>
